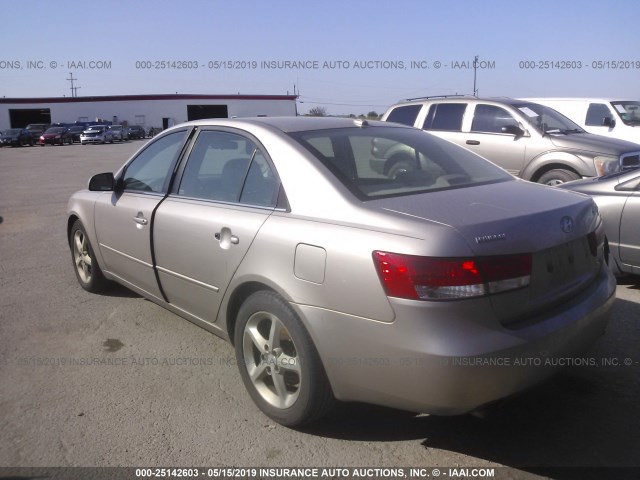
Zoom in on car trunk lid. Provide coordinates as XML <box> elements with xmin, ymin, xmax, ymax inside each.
<box><xmin>369</xmin><ymin>179</ymin><xmax>604</xmax><ymax>325</ymax></box>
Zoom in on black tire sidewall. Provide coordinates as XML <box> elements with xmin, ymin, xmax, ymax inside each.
<box><xmin>538</xmin><ymin>169</ymin><xmax>580</xmax><ymax>185</ymax></box>
<box><xmin>70</xmin><ymin>220</ymin><xmax>106</xmax><ymax>292</ymax></box>
<box><xmin>234</xmin><ymin>290</ymin><xmax>330</xmax><ymax>427</ymax></box>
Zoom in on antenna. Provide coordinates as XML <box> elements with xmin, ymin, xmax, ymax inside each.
<box><xmin>67</xmin><ymin>72</ymin><xmax>80</xmax><ymax>97</ymax></box>
<box><xmin>473</xmin><ymin>55</ymin><xmax>479</xmax><ymax>97</ymax></box>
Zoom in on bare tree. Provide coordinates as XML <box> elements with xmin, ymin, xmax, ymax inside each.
<box><xmin>308</xmin><ymin>106</ymin><xmax>328</xmax><ymax>117</ymax></box>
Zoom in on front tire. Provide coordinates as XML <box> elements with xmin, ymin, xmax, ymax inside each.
<box><xmin>538</xmin><ymin>169</ymin><xmax>580</xmax><ymax>186</ymax></box>
<box><xmin>70</xmin><ymin>220</ymin><xmax>107</xmax><ymax>292</ymax></box>
<box><xmin>234</xmin><ymin>290</ymin><xmax>334</xmax><ymax>427</ymax></box>
<box><xmin>385</xmin><ymin>153</ymin><xmax>416</xmax><ymax>180</ymax></box>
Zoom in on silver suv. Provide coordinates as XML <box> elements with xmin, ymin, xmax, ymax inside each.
<box><xmin>381</xmin><ymin>96</ymin><xmax>640</xmax><ymax>185</ymax></box>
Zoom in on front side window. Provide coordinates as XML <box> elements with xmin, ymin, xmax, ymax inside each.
<box><xmin>611</xmin><ymin>101</ymin><xmax>640</xmax><ymax>126</ymax></box>
<box><xmin>290</xmin><ymin>126</ymin><xmax>512</xmax><ymax>200</ymax></box>
<box><xmin>122</xmin><ymin>130</ymin><xmax>187</xmax><ymax>193</ymax></box>
<box><xmin>422</xmin><ymin>103</ymin><xmax>466</xmax><ymax>131</ymax></box>
<box><xmin>471</xmin><ymin>105</ymin><xmax>519</xmax><ymax>133</ymax></box>
<box><xmin>585</xmin><ymin>103</ymin><xmax>612</xmax><ymax>126</ymax></box>
<box><xmin>178</xmin><ymin>130</ymin><xmax>278</xmax><ymax>206</ymax></box>
<box><xmin>512</xmin><ymin>102</ymin><xmax>584</xmax><ymax>134</ymax></box>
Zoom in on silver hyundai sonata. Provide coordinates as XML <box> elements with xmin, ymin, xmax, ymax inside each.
<box><xmin>67</xmin><ymin>117</ymin><xmax>616</xmax><ymax>426</ymax></box>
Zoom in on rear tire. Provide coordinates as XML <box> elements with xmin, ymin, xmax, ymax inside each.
<box><xmin>234</xmin><ymin>290</ymin><xmax>334</xmax><ymax>427</ymax></box>
<box><xmin>538</xmin><ymin>169</ymin><xmax>581</xmax><ymax>186</ymax></box>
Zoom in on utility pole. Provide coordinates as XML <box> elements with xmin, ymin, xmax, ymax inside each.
<box><xmin>67</xmin><ymin>73</ymin><xmax>80</xmax><ymax>97</ymax></box>
<box><xmin>473</xmin><ymin>55</ymin><xmax>479</xmax><ymax>97</ymax></box>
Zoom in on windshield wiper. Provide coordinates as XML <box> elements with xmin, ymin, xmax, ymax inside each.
<box><xmin>559</xmin><ymin>128</ymin><xmax>583</xmax><ymax>134</ymax></box>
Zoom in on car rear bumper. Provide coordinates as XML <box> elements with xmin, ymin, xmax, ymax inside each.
<box><xmin>295</xmin><ymin>263</ymin><xmax>615</xmax><ymax>415</ymax></box>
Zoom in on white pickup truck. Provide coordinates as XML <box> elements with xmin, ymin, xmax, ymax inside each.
<box><xmin>522</xmin><ymin>98</ymin><xmax>640</xmax><ymax>145</ymax></box>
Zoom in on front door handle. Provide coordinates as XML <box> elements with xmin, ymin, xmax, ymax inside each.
<box><xmin>466</xmin><ymin>140</ymin><xmax>480</xmax><ymax>145</ymax></box>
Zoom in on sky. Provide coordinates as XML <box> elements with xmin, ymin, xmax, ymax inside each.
<box><xmin>1</xmin><ymin>0</ymin><xmax>638</xmax><ymax>115</ymax></box>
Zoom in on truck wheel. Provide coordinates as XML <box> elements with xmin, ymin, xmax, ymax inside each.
<box><xmin>538</xmin><ymin>169</ymin><xmax>581</xmax><ymax>186</ymax></box>
<box><xmin>386</xmin><ymin>154</ymin><xmax>416</xmax><ymax>180</ymax></box>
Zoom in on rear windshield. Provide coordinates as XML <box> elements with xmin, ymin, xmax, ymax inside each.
<box><xmin>289</xmin><ymin>126</ymin><xmax>512</xmax><ymax>200</ymax></box>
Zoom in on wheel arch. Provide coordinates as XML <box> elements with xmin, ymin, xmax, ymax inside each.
<box><xmin>224</xmin><ymin>280</ymin><xmax>278</xmax><ymax>346</ymax></box>
<box><xmin>67</xmin><ymin>214</ymin><xmax>80</xmax><ymax>247</ymax></box>
<box><xmin>529</xmin><ymin>162</ymin><xmax>581</xmax><ymax>183</ymax></box>
<box><xmin>522</xmin><ymin>151</ymin><xmax>593</xmax><ymax>182</ymax></box>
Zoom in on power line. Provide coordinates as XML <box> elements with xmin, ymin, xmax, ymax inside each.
<box><xmin>66</xmin><ymin>73</ymin><xmax>80</xmax><ymax>97</ymax></box>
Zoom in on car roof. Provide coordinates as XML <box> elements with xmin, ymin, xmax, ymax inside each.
<box><xmin>522</xmin><ymin>97</ymin><xmax>637</xmax><ymax>103</ymax></box>
<box><xmin>390</xmin><ymin>96</ymin><xmax>525</xmax><ymax>106</ymax></box>
<box><xmin>180</xmin><ymin>116</ymin><xmax>403</xmax><ymax>133</ymax></box>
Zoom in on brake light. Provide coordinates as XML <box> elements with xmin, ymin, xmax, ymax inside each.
<box><xmin>373</xmin><ymin>251</ymin><xmax>531</xmax><ymax>300</ymax></box>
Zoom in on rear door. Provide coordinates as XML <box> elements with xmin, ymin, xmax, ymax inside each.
<box><xmin>152</xmin><ymin>129</ymin><xmax>280</xmax><ymax>324</ymax></box>
<box><xmin>94</xmin><ymin>129</ymin><xmax>190</xmax><ymax>299</ymax></box>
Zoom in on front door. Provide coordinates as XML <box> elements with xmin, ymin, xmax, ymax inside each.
<box><xmin>619</xmin><ymin>192</ymin><xmax>640</xmax><ymax>269</ymax></box>
<box><xmin>94</xmin><ymin>129</ymin><xmax>190</xmax><ymax>299</ymax></box>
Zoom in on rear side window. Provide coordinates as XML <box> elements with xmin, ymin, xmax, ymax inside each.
<box><xmin>386</xmin><ymin>105</ymin><xmax>422</xmax><ymax>126</ymax></box>
<box><xmin>423</xmin><ymin>103</ymin><xmax>466</xmax><ymax>131</ymax></box>
<box><xmin>585</xmin><ymin>103</ymin><xmax>612</xmax><ymax>126</ymax></box>
<box><xmin>178</xmin><ymin>130</ymin><xmax>278</xmax><ymax>206</ymax></box>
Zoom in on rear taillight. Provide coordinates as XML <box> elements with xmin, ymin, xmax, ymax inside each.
<box><xmin>373</xmin><ymin>251</ymin><xmax>532</xmax><ymax>301</ymax></box>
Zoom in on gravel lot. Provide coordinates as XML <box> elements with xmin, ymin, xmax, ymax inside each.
<box><xmin>1</xmin><ymin>140</ymin><xmax>639</xmax><ymax>479</ymax></box>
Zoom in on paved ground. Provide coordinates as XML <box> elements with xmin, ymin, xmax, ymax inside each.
<box><xmin>1</xmin><ymin>141</ymin><xmax>639</xmax><ymax>478</ymax></box>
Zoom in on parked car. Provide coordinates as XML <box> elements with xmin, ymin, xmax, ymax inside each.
<box><xmin>559</xmin><ymin>169</ymin><xmax>640</xmax><ymax>276</ymax></box>
<box><xmin>126</xmin><ymin>125</ymin><xmax>146</xmax><ymax>139</ymax></box>
<box><xmin>67</xmin><ymin>126</ymin><xmax>85</xmax><ymax>143</ymax></box>
<box><xmin>109</xmin><ymin>125</ymin><xmax>126</xmax><ymax>141</ymax></box>
<box><xmin>25</xmin><ymin>123</ymin><xmax>50</xmax><ymax>142</ymax></box>
<box><xmin>39</xmin><ymin>127</ymin><xmax>74</xmax><ymax>146</ymax></box>
<box><xmin>0</xmin><ymin>128</ymin><xmax>34</xmax><ymax>147</ymax></box>
<box><xmin>522</xmin><ymin>98</ymin><xmax>640</xmax><ymax>145</ymax></box>
<box><xmin>67</xmin><ymin>117</ymin><xmax>615</xmax><ymax>426</ymax></box>
<box><xmin>80</xmin><ymin>125</ymin><xmax>114</xmax><ymax>145</ymax></box>
<box><xmin>381</xmin><ymin>96</ymin><xmax>640</xmax><ymax>185</ymax></box>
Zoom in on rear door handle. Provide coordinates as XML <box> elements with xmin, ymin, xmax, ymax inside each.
<box><xmin>133</xmin><ymin>212</ymin><xmax>148</xmax><ymax>226</ymax></box>
<box><xmin>215</xmin><ymin>228</ymin><xmax>239</xmax><ymax>247</ymax></box>
<box><xmin>466</xmin><ymin>140</ymin><xmax>480</xmax><ymax>145</ymax></box>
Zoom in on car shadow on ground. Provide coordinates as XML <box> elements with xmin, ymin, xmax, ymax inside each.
<box><xmin>618</xmin><ymin>274</ymin><xmax>640</xmax><ymax>290</ymax></box>
<box><xmin>95</xmin><ymin>282</ymin><xmax>141</xmax><ymax>298</ymax></box>
<box><xmin>303</xmin><ymin>296</ymin><xmax>640</xmax><ymax>480</ymax></box>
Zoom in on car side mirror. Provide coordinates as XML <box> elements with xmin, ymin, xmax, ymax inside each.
<box><xmin>501</xmin><ymin>125</ymin><xmax>524</xmax><ymax>137</ymax></box>
<box><xmin>602</xmin><ymin>117</ymin><xmax>616</xmax><ymax>128</ymax></box>
<box><xmin>88</xmin><ymin>172</ymin><xmax>115</xmax><ymax>191</ymax></box>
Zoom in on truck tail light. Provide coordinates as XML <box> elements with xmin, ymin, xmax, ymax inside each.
<box><xmin>373</xmin><ymin>251</ymin><xmax>532</xmax><ymax>301</ymax></box>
